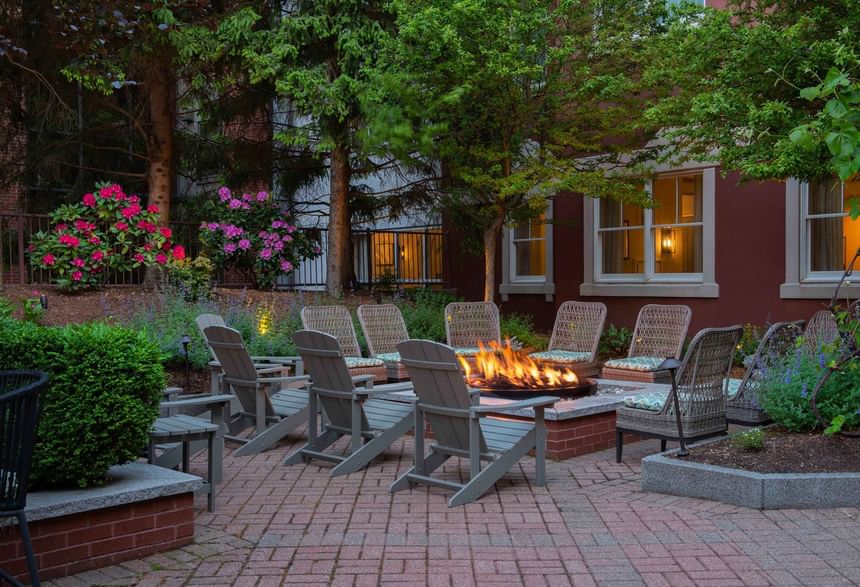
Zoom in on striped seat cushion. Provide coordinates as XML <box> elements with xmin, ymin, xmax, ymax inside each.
<box><xmin>453</xmin><ymin>347</ymin><xmax>482</xmax><ymax>357</ymax></box>
<box><xmin>529</xmin><ymin>350</ymin><xmax>592</xmax><ymax>364</ymax></box>
<box><xmin>376</xmin><ymin>352</ymin><xmax>401</xmax><ymax>363</ymax></box>
<box><xmin>621</xmin><ymin>391</ymin><xmax>669</xmax><ymax>412</ymax></box>
<box><xmin>345</xmin><ymin>356</ymin><xmax>385</xmax><ymax>368</ymax></box>
<box><xmin>724</xmin><ymin>377</ymin><xmax>742</xmax><ymax>399</ymax></box>
<box><xmin>603</xmin><ymin>356</ymin><xmax>665</xmax><ymax>372</ymax></box>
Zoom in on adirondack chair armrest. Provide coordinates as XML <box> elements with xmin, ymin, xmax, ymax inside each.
<box><xmin>250</xmin><ymin>355</ymin><xmax>301</xmax><ymax>363</ymax></box>
<box><xmin>355</xmin><ymin>382</ymin><xmax>416</xmax><ymax>398</ymax></box>
<box><xmin>257</xmin><ymin>374</ymin><xmax>310</xmax><ymax>385</ymax></box>
<box><xmin>351</xmin><ymin>374</ymin><xmax>376</xmax><ymax>387</ymax></box>
<box><xmin>163</xmin><ymin>387</ymin><xmax>183</xmax><ymax>398</ymax></box>
<box><xmin>471</xmin><ymin>396</ymin><xmax>558</xmax><ymax>413</ymax></box>
<box><xmin>160</xmin><ymin>393</ymin><xmax>234</xmax><ymax>409</ymax></box>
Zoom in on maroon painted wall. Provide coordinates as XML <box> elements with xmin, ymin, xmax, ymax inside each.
<box><xmin>446</xmin><ymin>170</ymin><xmax>831</xmax><ymax>336</ymax></box>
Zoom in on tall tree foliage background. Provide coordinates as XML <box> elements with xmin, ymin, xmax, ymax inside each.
<box><xmin>363</xmin><ymin>0</ymin><xmax>672</xmax><ymax>301</ymax></box>
<box><xmin>645</xmin><ymin>0</ymin><xmax>860</xmax><ymax>184</ymax></box>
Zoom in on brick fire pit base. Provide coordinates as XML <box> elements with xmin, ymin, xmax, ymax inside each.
<box><xmin>0</xmin><ymin>463</ymin><xmax>201</xmax><ymax>582</ymax></box>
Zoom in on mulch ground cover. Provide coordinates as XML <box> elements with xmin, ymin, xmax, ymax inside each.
<box><xmin>681</xmin><ymin>426</ymin><xmax>860</xmax><ymax>473</ymax></box>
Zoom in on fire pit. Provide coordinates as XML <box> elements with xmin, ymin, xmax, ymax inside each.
<box><xmin>460</xmin><ymin>340</ymin><xmax>597</xmax><ymax>398</ymax></box>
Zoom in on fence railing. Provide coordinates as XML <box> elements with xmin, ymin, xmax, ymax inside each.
<box><xmin>0</xmin><ymin>212</ymin><xmax>447</xmax><ymax>289</ymax></box>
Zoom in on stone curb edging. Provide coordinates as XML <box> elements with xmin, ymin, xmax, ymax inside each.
<box><xmin>641</xmin><ymin>450</ymin><xmax>860</xmax><ymax>509</ymax></box>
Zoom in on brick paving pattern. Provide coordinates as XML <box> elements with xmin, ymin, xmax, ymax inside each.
<box><xmin>44</xmin><ymin>429</ymin><xmax>860</xmax><ymax>586</ymax></box>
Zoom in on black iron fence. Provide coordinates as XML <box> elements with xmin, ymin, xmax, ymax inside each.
<box><xmin>0</xmin><ymin>212</ymin><xmax>447</xmax><ymax>289</ymax></box>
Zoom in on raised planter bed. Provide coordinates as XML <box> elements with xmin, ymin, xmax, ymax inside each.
<box><xmin>1</xmin><ymin>462</ymin><xmax>201</xmax><ymax>582</ymax></box>
<box><xmin>641</xmin><ymin>442</ymin><xmax>860</xmax><ymax>509</ymax></box>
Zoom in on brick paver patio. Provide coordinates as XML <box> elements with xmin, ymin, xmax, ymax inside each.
<box><xmin>44</xmin><ymin>430</ymin><xmax>860</xmax><ymax>587</ymax></box>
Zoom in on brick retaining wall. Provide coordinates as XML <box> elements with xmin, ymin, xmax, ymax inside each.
<box><xmin>0</xmin><ymin>492</ymin><xmax>195</xmax><ymax>582</ymax></box>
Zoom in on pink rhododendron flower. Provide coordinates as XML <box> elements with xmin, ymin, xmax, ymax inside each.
<box><xmin>155</xmin><ymin>253</ymin><xmax>167</xmax><ymax>265</ymax></box>
<box><xmin>71</xmin><ymin>257</ymin><xmax>85</xmax><ymax>268</ymax></box>
<box><xmin>160</xmin><ymin>227</ymin><xmax>172</xmax><ymax>239</ymax></box>
<box><xmin>98</xmin><ymin>186</ymin><xmax>113</xmax><ymax>198</ymax></box>
<box><xmin>55</xmin><ymin>223</ymin><xmax>68</xmax><ymax>232</ymax></box>
<box><xmin>147</xmin><ymin>204</ymin><xmax>159</xmax><ymax>214</ymax></box>
<box><xmin>280</xmin><ymin>260</ymin><xmax>293</xmax><ymax>272</ymax></box>
<box><xmin>115</xmin><ymin>221</ymin><xmax>128</xmax><ymax>231</ymax></box>
<box><xmin>259</xmin><ymin>230</ymin><xmax>269</xmax><ymax>238</ymax></box>
<box><xmin>283</xmin><ymin>234</ymin><xmax>292</xmax><ymax>243</ymax></box>
<box><xmin>257</xmin><ymin>191</ymin><xmax>268</xmax><ymax>202</ymax></box>
<box><xmin>314</xmin><ymin>246</ymin><xmax>322</xmax><ymax>254</ymax></box>
<box><xmin>121</xmin><ymin>204</ymin><xmax>141</xmax><ymax>219</ymax></box>
<box><xmin>285</xmin><ymin>224</ymin><xmax>296</xmax><ymax>233</ymax></box>
<box><xmin>271</xmin><ymin>220</ymin><xmax>283</xmax><ymax>229</ymax></box>
<box><xmin>133</xmin><ymin>253</ymin><xmax>145</xmax><ymax>263</ymax></box>
<box><xmin>259</xmin><ymin>248</ymin><xmax>272</xmax><ymax>260</ymax></box>
<box><xmin>224</xmin><ymin>242</ymin><xmax>237</xmax><ymax>254</ymax></box>
<box><xmin>218</xmin><ymin>186</ymin><xmax>231</xmax><ymax>202</ymax></box>
<box><xmin>172</xmin><ymin>245</ymin><xmax>185</xmax><ymax>260</ymax></box>
<box><xmin>242</xmin><ymin>193</ymin><xmax>252</xmax><ymax>202</ymax></box>
<box><xmin>206</xmin><ymin>222</ymin><xmax>219</xmax><ymax>231</ymax></box>
<box><xmin>228</xmin><ymin>199</ymin><xmax>242</xmax><ymax>209</ymax></box>
<box><xmin>71</xmin><ymin>271</ymin><xmax>82</xmax><ymax>281</ymax></box>
<box><xmin>137</xmin><ymin>221</ymin><xmax>157</xmax><ymax>233</ymax></box>
<box><xmin>58</xmin><ymin>234</ymin><xmax>80</xmax><ymax>248</ymax></box>
<box><xmin>144</xmin><ymin>243</ymin><xmax>153</xmax><ymax>251</ymax></box>
<box><xmin>238</xmin><ymin>238</ymin><xmax>251</xmax><ymax>250</ymax></box>
<box><xmin>82</xmin><ymin>193</ymin><xmax>96</xmax><ymax>207</ymax></box>
<box><xmin>42</xmin><ymin>254</ymin><xmax>55</xmax><ymax>266</ymax></box>
<box><xmin>128</xmin><ymin>195</ymin><xmax>139</xmax><ymax>204</ymax></box>
<box><xmin>92</xmin><ymin>250</ymin><xmax>104</xmax><ymax>261</ymax></box>
<box><xmin>89</xmin><ymin>236</ymin><xmax>100</xmax><ymax>244</ymax></box>
<box><xmin>273</xmin><ymin>240</ymin><xmax>284</xmax><ymax>251</ymax></box>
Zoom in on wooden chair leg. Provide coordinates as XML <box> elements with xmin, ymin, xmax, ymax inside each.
<box><xmin>207</xmin><ymin>431</ymin><xmax>215</xmax><ymax>512</ymax></box>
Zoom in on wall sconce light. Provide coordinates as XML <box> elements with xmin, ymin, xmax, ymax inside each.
<box><xmin>661</xmin><ymin>228</ymin><xmax>676</xmax><ymax>254</ymax></box>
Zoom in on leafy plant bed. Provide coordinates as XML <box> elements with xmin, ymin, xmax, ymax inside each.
<box><xmin>679</xmin><ymin>427</ymin><xmax>860</xmax><ymax>474</ymax></box>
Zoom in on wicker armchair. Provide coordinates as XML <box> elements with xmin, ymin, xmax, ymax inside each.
<box><xmin>444</xmin><ymin>302</ymin><xmax>501</xmax><ymax>365</ymax></box>
<box><xmin>357</xmin><ymin>304</ymin><xmax>410</xmax><ymax>380</ymax></box>
<box><xmin>726</xmin><ymin>320</ymin><xmax>804</xmax><ymax>425</ymax></box>
<box><xmin>615</xmin><ymin>325</ymin><xmax>742</xmax><ymax>462</ymax></box>
<box><xmin>601</xmin><ymin>304</ymin><xmax>692</xmax><ymax>383</ymax></box>
<box><xmin>528</xmin><ymin>301</ymin><xmax>607</xmax><ymax>378</ymax></box>
<box><xmin>801</xmin><ymin>309</ymin><xmax>839</xmax><ymax>354</ymax></box>
<box><xmin>300</xmin><ymin>305</ymin><xmax>387</xmax><ymax>382</ymax></box>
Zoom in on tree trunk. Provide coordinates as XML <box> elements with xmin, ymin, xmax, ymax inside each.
<box><xmin>482</xmin><ymin>209</ymin><xmax>505</xmax><ymax>302</ymax></box>
<box><xmin>327</xmin><ymin>142</ymin><xmax>351</xmax><ymax>298</ymax></box>
<box><xmin>146</xmin><ymin>56</ymin><xmax>174</xmax><ymax>227</ymax></box>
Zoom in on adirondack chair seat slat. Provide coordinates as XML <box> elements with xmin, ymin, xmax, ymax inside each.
<box><xmin>270</xmin><ymin>389</ymin><xmax>311</xmax><ymax>413</ymax></box>
<box><xmin>479</xmin><ymin>420</ymin><xmax>533</xmax><ymax>453</ymax></box>
<box><xmin>152</xmin><ymin>415</ymin><xmax>219</xmax><ymax>436</ymax></box>
<box><xmin>363</xmin><ymin>400</ymin><xmax>414</xmax><ymax>428</ymax></box>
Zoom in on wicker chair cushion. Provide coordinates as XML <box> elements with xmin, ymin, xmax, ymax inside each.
<box><xmin>621</xmin><ymin>391</ymin><xmax>669</xmax><ymax>412</ymax></box>
<box><xmin>603</xmin><ymin>357</ymin><xmax>665</xmax><ymax>372</ymax></box>
<box><xmin>529</xmin><ymin>350</ymin><xmax>592</xmax><ymax>363</ymax></box>
<box><xmin>344</xmin><ymin>357</ymin><xmax>385</xmax><ymax>368</ymax></box>
<box><xmin>453</xmin><ymin>347</ymin><xmax>481</xmax><ymax>356</ymax></box>
<box><xmin>724</xmin><ymin>377</ymin><xmax>742</xmax><ymax>398</ymax></box>
<box><xmin>376</xmin><ymin>352</ymin><xmax>401</xmax><ymax>363</ymax></box>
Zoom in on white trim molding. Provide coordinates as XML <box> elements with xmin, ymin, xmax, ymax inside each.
<box><xmin>500</xmin><ymin>200</ymin><xmax>555</xmax><ymax>301</ymax></box>
<box><xmin>580</xmin><ymin>167</ymin><xmax>719</xmax><ymax>299</ymax></box>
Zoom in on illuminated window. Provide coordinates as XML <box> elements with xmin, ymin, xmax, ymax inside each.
<box><xmin>512</xmin><ymin>215</ymin><xmax>547</xmax><ymax>280</ymax></box>
<box><xmin>804</xmin><ymin>178</ymin><xmax>860</xmax><ymax>276</ymax></box>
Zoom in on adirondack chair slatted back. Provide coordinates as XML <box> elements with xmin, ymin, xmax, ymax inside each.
<box><xmin>803</xmin><ymin>310</ymin><xmax>839</xmax><ymax>354</ymax></box>
<box><xmin>300</xmin><ymin>306</ymin><xmax>362</xmax><ymax>357</ymax></box>
<box><xmin>357</xmin><ymin>304</ymin><xmax>409</xmax><ymax>357</ymax></box>
<box><xmin>196</xmin><ymin>313</ymin><xmax>226</xmax><ymax>360</ymax></box>
<box><xmin>204</xmin><ymin>325</ymin><xmax>276</xmax><ymax>419</ymax></box>
<box><xmin>548</xmin><ymin>301</ymin><xmax>607</xmax><ymax>359</ymax></box>
<box><xmin>671</xmin><ymin>326</ymin><xmax>743</xmax><ymax>417</ymax></box>
<box><xmin>293</xmin><ymin>330</ymin><xmax>371</xmax><ymax>433</ymax></box>
<box><xmin>397</xmin><ymin>339</ymin><xmax>489</xmax><ymax>455</ymax></box>
<box><xmin>628</xmin><ymin>304</ymin><xmax>692</xmax><ymax>359</ymax></box>
<box><xmin>444</xmin><ymin>302</ymin><xmax>501</xmax><ymax>349</ymax></box>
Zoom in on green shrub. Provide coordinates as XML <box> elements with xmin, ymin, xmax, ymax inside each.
<box><xmin>759</xmin><ymin>349</ymin><xmax>860</xmax><ymax>432</ymax></box>
<box><xmin>0</xmin><ymin>318</ymin><xmax>164</xmax><ymax>488</ymax></box>
<box><xmin>501</xmin><ymin>313</ymin><xmax>547</xmax><ymax>351</ymax></box>
<box><xmin>734</xmin><ymin>323</ymin><xmax>762</xmax><ymax>368</ymax></box>
<box><xmin>598</xmin><ymin>324</ymin><xmax>632</xmax><ymax>358</ymax></box>
<box><xmin>396</xmin><ymin>289</ymin><xmax>457</xmax><ymax>342</ymax></box>
<box><xmin>166</xmin><ymin>255</ymin><xmax>214</xmax><ymax>301</ymax></box>
<box><xmin>732</xmin><ymin>428</ymin><xmax>765</xmax><ymax>451</ymax></box>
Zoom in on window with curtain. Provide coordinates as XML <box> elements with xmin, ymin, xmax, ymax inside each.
<box><xmin>511</xmin><ymin>215</ymin><xmax>547</xmax><ymax>281</ymax></box>
<box><xmin>598</xmin><ymin>172</ymin><xmax>703</xmax><ymax>278</ymax></box>
<box><xmin>805</xmin><ymin>178</ymin><xmax>860</xmax><ymax>275</ymax></box>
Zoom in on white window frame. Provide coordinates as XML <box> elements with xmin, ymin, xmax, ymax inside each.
<box><xmin>500</xmin><ymin>200</ymin><xmax>555</xmax><ymax>301</ymax></box>
<box><xmin>781</xmin><ymin>179</ymin><xmax>860</xmax><ymax>299</ymax></box>
<box><xmin>581</xmin><ymin>166</ymin><xmax>718</xmax><ymax>298</ymax></box>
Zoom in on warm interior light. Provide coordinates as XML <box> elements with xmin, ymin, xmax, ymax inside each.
<box><xmin>661</xmin><ymin>228</ymin><xmax>676</xmax><ymax>254</ymax></box>
<box><xmin>460</xmin><ymin>339</ymin><xmax>579</xmax><ymax>390</ymax></box>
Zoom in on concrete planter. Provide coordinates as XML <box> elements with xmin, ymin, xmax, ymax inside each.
<box><xmin>641</xmin><ymin>444</ymin><xmax>860</xmax><ymax>509</ymax></box>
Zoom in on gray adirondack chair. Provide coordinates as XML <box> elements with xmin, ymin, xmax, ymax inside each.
<box><xmin>196</xmin><ymin>313</ymin><xmax>304</xmax><ymax>393</ymax></box>
<box><xmin>285</xmin><ymin>330</ymin><xmax>415</xmax><ymax>476</ymax></box>
<box><xmin>391</xmin><ymin>339</ymin><xmax>558</xmax><ymax>507</ymax></box>
<box><xmin>204</xmin><ymin>325</ymin><xmax>311</xmax><ymax>456</ymax></box>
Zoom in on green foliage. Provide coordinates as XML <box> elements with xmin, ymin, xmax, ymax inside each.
<box><xmin>759</xmin><ymin>349</ymin><xmax>860</xmax><ymax>432</ymax></box>
<box><xmin>648</xmin><ymin>1</ymin><xmax>860</xmax><ymax>182</ymax></box>
<box><xmin>0</xmin><ymin>297</ymin><xmax>12</xmax><ymax>319</ymax></box>
<box><xmin>500</xmin><ymin>313</ymin><xmax>547</xmax><ymax>352</ymax></box>
<box><xmin>0</xmin><ymin>318</ymin><xmax>163</xmax><ymax>488</ymax></box>
<box><xmin>732</xmin><ymin>428</ymin><xmax>766</xmax><ymax>451</ymax></box>
<box><xmin>735</xmin><ymin>323</ymin><xmax>763</xmax><ymax>368</ymax></box>
<box><xmin>166</xmin><ymin>255</ymin><xmax>214</xmax><ymax>301</ymax></box>
<box><xmin>22</xmin><ymin>296</ymin><xmax>44</xmax><ymax>324</ymax></box>
<box><xmin>598</xmin><ymin>324</ymin><xmax>633</xmax><ymax>358</ymax></box>
<box><xmin>394</xmin><ymin>289</ymin><xmax>457</xmax><ymax>342</ymax></box>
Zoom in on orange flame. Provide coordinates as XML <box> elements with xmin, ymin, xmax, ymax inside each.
<box><xmin>460</xmin><ymin>339</ymin><xmax>579</xmax><ymax>389</ymax></box>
